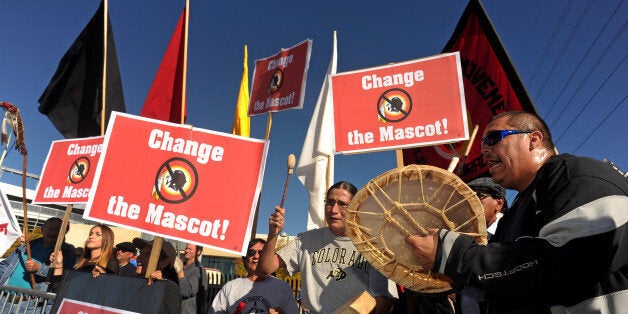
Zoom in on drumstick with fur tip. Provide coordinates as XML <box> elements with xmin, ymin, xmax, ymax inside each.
<box><xmin>280</xmin><ymin>154</ymin><xmax>296</xmax><ymax>208</ymax></box>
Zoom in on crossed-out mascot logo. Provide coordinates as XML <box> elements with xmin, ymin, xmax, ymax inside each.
<box><xmin>67</xmin><ymin>157</ymin><xmax>90</xmax><ymax>184</ymax></box>
<box><xmin>377</xmin><ymin>88</ymin><xmax>412</xmax><ymax>123</ymax></box>
<box><xmin>152</xmin><ymin>157</ymin><xmax>199</xmax><ymax>204</ymax></box>
<box><xmin>375</xmin><ymin>86</ymin><xmax>469</xmax><ymax>161</ymax></box>
<box><xmin>269</xmin><ymin>69</ymin><xmax>283</xmax><ymax>94</ymax></box>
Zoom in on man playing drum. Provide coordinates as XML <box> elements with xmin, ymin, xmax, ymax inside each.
<box><xmin>257</xmin><ymin>181</ymin><xmax>398</xmax><ymax>313</ymax></box>
<box><xmin>406</xmin><ymin>111</ymin><xmax>628</xmax><ymax>313</ymax></box>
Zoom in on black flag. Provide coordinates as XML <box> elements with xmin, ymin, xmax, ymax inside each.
<box><xmin>38</xmin><ymin>0</ymin><xmax>125</xmax><ymax>138</ymax></box>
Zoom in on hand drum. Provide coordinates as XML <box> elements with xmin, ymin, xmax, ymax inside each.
<box><xmin>346</xmin><ymin>165</ymin><xmax>487</xmax><ymax>293</ymax></box>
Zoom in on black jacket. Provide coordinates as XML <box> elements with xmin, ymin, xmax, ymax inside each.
<box><xmin>434</xmin><ymin>154</ymin><xmax>628</xmax><ymax>313</ymax></box>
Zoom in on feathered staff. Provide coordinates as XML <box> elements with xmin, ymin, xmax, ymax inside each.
<box><xmin>0</xmin><ymin>101</ymin><xmax>35</xmax><ymax>289</ymax></box>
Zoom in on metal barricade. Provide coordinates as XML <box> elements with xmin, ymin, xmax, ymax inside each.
<box><xmin>0</xmin><ymin>286</ymin><xmax>56</xmax><ymax>314</ymax></box>
<box><xmin>206</xmin><ymin>272</ymin><xmax>237</xmax><ymax>307</ymax></box>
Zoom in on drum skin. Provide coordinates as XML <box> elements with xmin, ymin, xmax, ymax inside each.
<box><xmin>346</xmin><ymin>164</ymin><xmax>487</xmax><ymax>294</ymax></box>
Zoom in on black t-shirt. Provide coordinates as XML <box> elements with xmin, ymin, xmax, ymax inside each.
<box><xmin>118</xmin><ymin>262</ymin><xmax>137</xmax><ymax>277</ymax></box>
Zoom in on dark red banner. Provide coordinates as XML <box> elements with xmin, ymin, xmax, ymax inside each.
<box><xmin>402</xmin><ymin>0</ymin><xmax>537</xmax><ymax>181</ymax></box>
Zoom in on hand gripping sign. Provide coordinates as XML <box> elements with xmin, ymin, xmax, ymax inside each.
<box><xmin>33</xmin><ymin>136</ymin><xmax>104</xmax><ymax>204</ymax></box>
<box><xmin>84</xmin><ymin>112</ymin><xmax>269</xmax><ymax>255</ymax></box>
<box><xmin>331</xmin><ymin>52</ymin><xmax>469</xmax><ymax>154</ymax></box>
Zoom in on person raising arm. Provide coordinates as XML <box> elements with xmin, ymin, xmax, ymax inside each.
<box><xmin>258</xmin><ymin>181</ymin><xmax>397</xmax><ymax>314</ymax></box>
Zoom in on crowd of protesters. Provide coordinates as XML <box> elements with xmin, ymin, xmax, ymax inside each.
<box><xmin>1</xmin><ymin>111</ymin><xmax>626</xmax><ymax>314</ymax></box>
<box><xmin>0</xmin><ymin>219</ymin><xmax>209</xmax><ymax>313</ymax></box>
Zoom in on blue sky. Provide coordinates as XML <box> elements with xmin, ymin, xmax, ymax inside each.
<box><xmin>0</xmin><ymin>0</ymin><xmax>626</xmax><ymax>236</ymax></box>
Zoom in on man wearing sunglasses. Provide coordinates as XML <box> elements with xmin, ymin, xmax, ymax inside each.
<box><xmin>406</xmin><ymin>111</ymin><xmax>628</xmax><ymax>313</ymax></box>
<box><xmin>258</xmin><ymin>181</ymin><xmax>397</xmax><ymax>313</ymax></box>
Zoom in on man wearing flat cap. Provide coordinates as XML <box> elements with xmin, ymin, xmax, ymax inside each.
<box><xmin>115</xmin><ymin>242</ymin><xmax>137</xmax><ymax>277</ymax></box>
<box><xmin>458</xmin><ymin>177</ymin><xmax>509</xmax><ymax>314</ymax></box>
<box><xmin>467</xmin><ymin>177</ymin><xmax>507</xmax><ymax>240</ymax></box>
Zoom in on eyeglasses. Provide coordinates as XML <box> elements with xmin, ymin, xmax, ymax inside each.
<box><xmin>481</xmin><ymin>130</ymin><xmax>532</xmax><ymax>147</ymax></box>
<box><xmin>324</xmin><ymin>199</ymin><xmax>350</xmax><ymax>210</ymax></box>
<box><xmin>247</xmin><ymin>249</ymin><xmax>262</xmax><ymax>257</ymax></box>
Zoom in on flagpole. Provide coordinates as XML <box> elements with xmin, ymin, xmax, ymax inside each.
<box><xmin>326</xmin><ymin>153</ymin><xmax>332</xmax><ymax>227</ymax></box>
<box><xmin>264</xmin><ymin>46</ymin><xmax>286</xmax><ymax>140</ymax></box>
<box><xmin>395</xmin><ymin>150</ymin><xmax>404</xmax><ymax>168</ymax></box>
<box><xmin>250</xmin><ymin>111</ymin><xmax>272</xmax><ymax>238</ymax></box>
<box><xmin>265</xmin><ymin>112</ymin><xmax>273</xmax><ymax>140</ymax></box>
<box><xmin>180</xmin><ymin>0</ymin><xmax>190</xmax><ymax>124</ymax></box>
<box><xmin>47</xmin><ymin>204</ymin><xmax>72</xmax><ymax>284</ymax></box>
<box><xmin>146</xmin><ymin>0</ymin><xmax>189</xmax><ymax>278</ymax></box>
<box><xmin>326</xmin><ymin>154</ymin><xmax>332</xmax><ymax>190</ymax></box>
<box><xmin>259</xmin><ymin>51</ymin><xmax>279</xmax><ymax>236</ymax></box>
<box><xmin>101</xmin><ymin>0</ymin><xmax>108</xmax><ymax>136</ymax></box>
<box><xmin>455</xmin><ymin>125</ymin><xmax>479</xmax><ymax>176</ymax></box>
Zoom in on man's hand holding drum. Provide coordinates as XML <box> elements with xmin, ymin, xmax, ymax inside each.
<box><xmin>405</xmin><ymin>229</ymin><xmax>440</xmax><ymax>269</ymax></box>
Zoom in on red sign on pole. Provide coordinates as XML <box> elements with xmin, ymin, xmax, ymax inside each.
<box><xmin>248</xmin><ymin>39</ymin><xmax>312</xmax><ymax>116</ymax></box>
<box><xmin>83</xmin><ymin>112</ymin><xmax>268</xmax><ymax>255</ymax></box>
<box><xmin>332</xmin><ymin>52</ymin><xmax>469</xmax><ymax>154</ymax></box>
<box><xmin>33</xmin><ymin>136</ymin><xmax>104</xmax><ymax>204</ymax></box>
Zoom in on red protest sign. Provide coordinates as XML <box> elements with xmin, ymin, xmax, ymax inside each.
<box><xmin>248</xmin><ymin>39</ymin><xmax>312</xmax><ymax>116</ymax></box>
<box><xmin>33</xmin><ymin>136</ymin><xmax>104</xmax><ymax>204</ymax></box>
<box><xmin>332</xmin><ymin>52</ymin><xmax>469</xmax><ymax>154</ymax></box>
<box><xmin>84</xmin><ymin>112</ymin><xmax>268</xmax><ymax>255</ymax></box>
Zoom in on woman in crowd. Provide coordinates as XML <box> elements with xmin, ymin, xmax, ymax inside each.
<box><xmin>51</xmin><ymin>224</ymin><xmax>119</xmax><ymax>277</ymax></box>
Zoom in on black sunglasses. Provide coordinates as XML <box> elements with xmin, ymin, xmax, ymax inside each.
<box><xmin>247</xmin><ymin>249</ymin><xmax>262</xmax><ymax>257</ymax></box>
<box><xmin>482</xmin><ymin>130</ymin><xmax>531</xmax><ymax>147</ymax></box>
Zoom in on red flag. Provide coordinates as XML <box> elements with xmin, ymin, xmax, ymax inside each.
<box><xmin>402</xmin><ymin>0</ymin><xmax>538</xmax><ymax>181</ymax></box>
<box><xmin>140</xmin><ymin>9</ymin><xmax>186</xmax><ymax>123</ymax></box>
